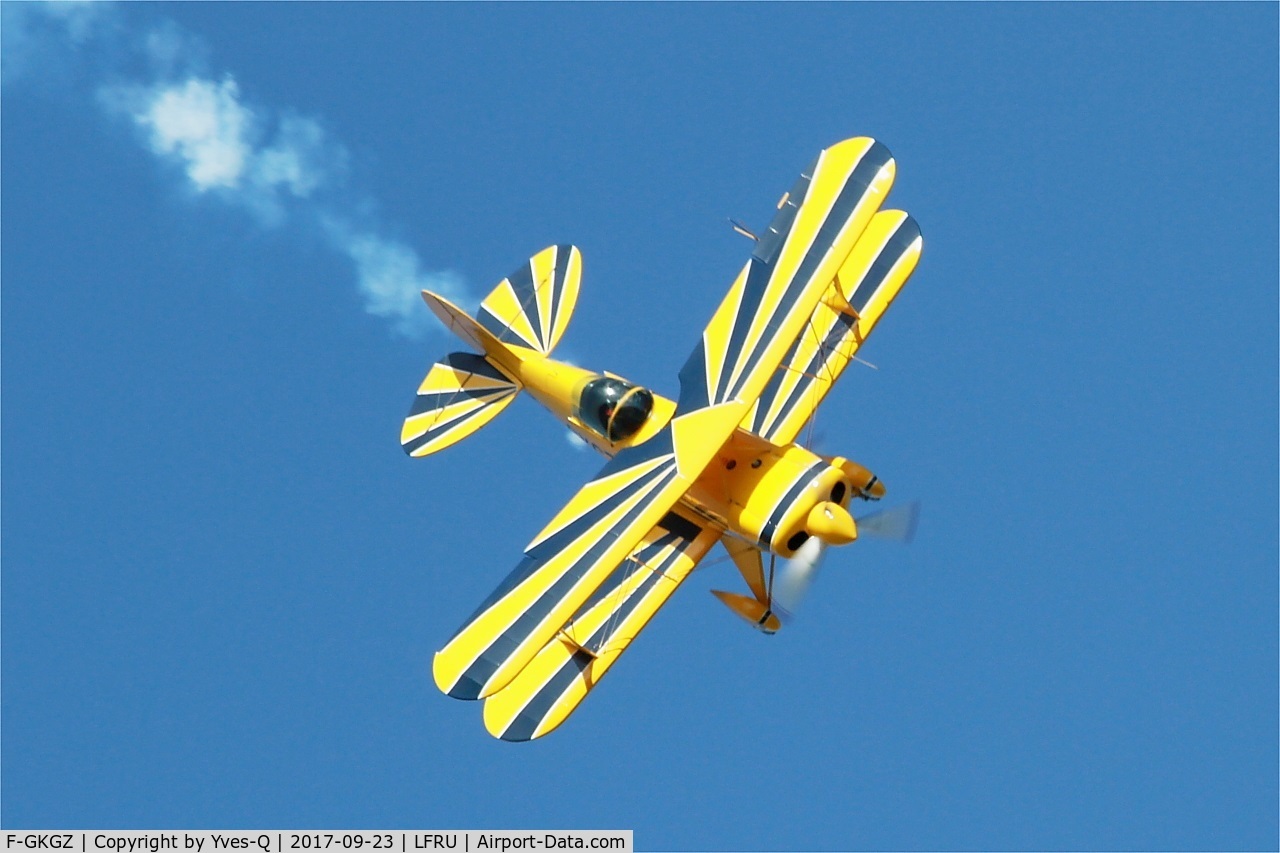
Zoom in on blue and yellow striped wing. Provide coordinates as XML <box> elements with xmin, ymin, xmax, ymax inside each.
<box><xmin>677</xmin><ymin>137</ymin><xmax>896</xmax><ymax>414</ymax></box>
<box><xmin>477</xmin><ymin>244</ymin><xmax>581</xmax><ymax>356</ymax></box>
<box><xmin>432</xmin><ymin>400</ymin><xmax>745</xmax><ymax>701</ymax></box>
<box><xmin>401</xmin><ymin>353</ymin><xmax>522</xmax><ymax>457</ymax></box>
<box><xmin>482</xmin><ymin>510</ymin><xmax>719</xmax><ymax>741</ymax></box>
<box><xmin>743</xmin><ymin>210</ymin><xmax>924</xmax><ymax>444</ymax></box>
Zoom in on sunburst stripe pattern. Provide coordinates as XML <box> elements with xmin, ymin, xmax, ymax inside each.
<box><xmin>718</xmin><ymin>145</ymin><xmax>890</xmax><ymax>404</ymax></box>
<box><xmin>482</xmin><ymin>511</ymin><xmax>720</xmax><ymax>740</ymax></box>
<box><xmin>401</xmin><ymin>352</ymin><xmax>522</xmax><ymax>457</ymax></box>
<box><xmin>477</xmin><ymin>244</ymin><xmax>581</xmax><ymax>356</ymax></box>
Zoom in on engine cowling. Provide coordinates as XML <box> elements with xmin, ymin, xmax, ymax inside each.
<box><xmin>681</xmin><ymin>430</ymin><xmax>881</xmax><ymax>558</ymax></box>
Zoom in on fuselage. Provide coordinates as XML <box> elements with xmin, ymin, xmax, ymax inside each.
<box><xmin>496</xmin><ymin>348</ymin><xmax>884</xmax><ymax>559</ymax></box>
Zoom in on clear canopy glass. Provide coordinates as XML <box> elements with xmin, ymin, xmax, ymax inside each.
<box><xmin>576</xmin><ymin>376</ymin><xmax>654</xmax><ymax>443</ymax></box>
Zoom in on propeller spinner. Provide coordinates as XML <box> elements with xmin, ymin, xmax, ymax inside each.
<box><xmin>772</xmin><ymin>501</ymin><xmax>920</xmax><ymax>622</ymax></box>
<box><xmin>713</xmin><ymin>501</ymin><xmax>920</xmax><ymax>631</ymax></box>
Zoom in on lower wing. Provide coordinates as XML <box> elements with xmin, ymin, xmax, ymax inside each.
<box><xmin>482</xmin><ymin>509</ymin><xmax>721</xmax><ymax>741</ymax></box>
<box><xmin>432</xmin><ymin>401</ymin><xmax>746</xmax><ymax>701</ymax></box>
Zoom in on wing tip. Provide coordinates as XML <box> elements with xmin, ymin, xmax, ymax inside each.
<box><xmin>433</xmin><ymin>654</ymin><xmax>485</xmax><ymax>701</ymax></box>
<box><xmin>484</xmin><ymin>702</ymin><xmax>564</xmax><ymax>743</ymax></box>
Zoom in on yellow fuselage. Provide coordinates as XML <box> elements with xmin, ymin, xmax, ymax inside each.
<box><xmin>494</xmin><ymin>347</ymin><xmax>884</xmax><ymax>558</ymax></box>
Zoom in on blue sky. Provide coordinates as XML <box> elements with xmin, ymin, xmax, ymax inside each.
<box><xmin>3</xmin><ymin>3</ymin><xmax>1276</xmax><ymax>849</ymax></box>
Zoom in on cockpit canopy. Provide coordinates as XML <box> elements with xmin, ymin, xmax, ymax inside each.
<box><xmin>576</xmin><ymin>376</ymin><xmax>654</xmax><ymax>443</ymax></box>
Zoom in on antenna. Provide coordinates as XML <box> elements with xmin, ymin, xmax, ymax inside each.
<box><xmin>728</xmin><ymin>218</ymin><xmax>758</xmax><ymax>242</ymax></box>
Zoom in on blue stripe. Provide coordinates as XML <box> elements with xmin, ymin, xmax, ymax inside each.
<box><xmin>478</xmin><ymin>255</ymin><xmax>545</xmax><ymax>351</ymax></box>
<box><xmin>451</xmin><ymin>456</ymin><xmax>676</xmax><ymax>635</ymax></box>
<box><xmin>508</xmin><ymin>258</ymin><xmax>545</xmax><ymax>350</ymax></box>
<box><xmin>408</xmin><ymin>382</ymin><xmax>513</xmax><ymax>418</ymax></box>
<box><xmin>748</xmin><ymin>343</ymin><xmax>797</xmax><ymax>433</ymax></box>
<box><xmin>546</xmin><ymin>245</ymin><xmax>572</xmax><ymax>348</ymax></box>
<box><xmin>574</xmin><ymin>532</ymin><xmax>680</xmax><ymax>615</ymax></box>
<box><xmin>675</xmin><ymin>338</ymin><xmax>711</xmax><ymax>413</ymax></box>
<box><xmin>712</xmin><ymin>259</ymin><xmax>773</xmax><ymax>404</ymax></box>
<box><xmin>752</xmin><ymin>160</ymin><xmax>814</xmax><ymax>265</ymax></box>
<box><xmin>757</xmin><ymin>317</ymin><xmax>852</xmax><ymax>438</ymax></box>
<box><xmin>478</xmin><ymin>304</ymin><xmax>540</xmax><ymax>352</ymax></box>
<box><xmin>758</xmin><ymin>460</ymin><xmax>829</xmax><ymax>548</ymax></box>
<box><xmin>850</xmin><ymin>216</ymin><xmax>920</xmax><ymax>314</ymax></box>
<box><xmin>402</xmin><ymin>390</ymin><xmax>517</xmax><ymax>455</ymax></box>
<box><xmin>444</xmin><ymin>351</ymin><xmax>507</xmax><ymax>379</ymax></box>
<box><xmin>498</xmin><ymin>649</ymin><xmax>595</xmax><ymax>741</ymax></box>
<box><xmin>452</xmin><ymin>427</ymin><xmax>677</xmax><ymax>636</ymax></box>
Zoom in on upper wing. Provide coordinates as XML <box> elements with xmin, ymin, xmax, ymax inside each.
<box><xmin>742</xmin><ymin>209</ymin><xmax>924</xmax><ymax>444</ymax></box>
<box><xmin>677</xmin><ymin>137</ymin><xmax>896</xmax><ymax>414</ymax></box>
<box><xmin>482</xmin><ymin>509</ymin><xmax>720</xmax><ymax>741</ymax></box>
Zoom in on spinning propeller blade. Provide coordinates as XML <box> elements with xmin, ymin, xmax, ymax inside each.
<box><xmin>856</xmin><ymin>500</ymin><xmax>921</xmax><ymax>543</ymax></box>
<box><xmin>772</xmin><ymin>536</ymin><xmax>827</xmax><ymax>622</ymax></box>
<box><xmin>771</xmin><ymin>502</ymin><xmax>920</xmax><ymax>621</ymax></box>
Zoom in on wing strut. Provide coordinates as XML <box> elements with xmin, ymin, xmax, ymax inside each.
<box><xmin>555</xmin><ymin>629</ymin><xmax>598</xmax><ymax>659</ymax></box>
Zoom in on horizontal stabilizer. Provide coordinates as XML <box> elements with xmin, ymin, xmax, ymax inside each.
<box><xmin>401</xmin><ymin>352</ymin><xmax>522</xmax><ymax>457</ymax></box>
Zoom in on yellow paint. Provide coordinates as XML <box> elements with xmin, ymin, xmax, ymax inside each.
<box><xmin>717</xmin><ymin>138</ymin><xmax>893</xmax><ymax>405</ymax></box>
<box><xmin>806</xmin><ymin>501</ymin><xmax>857</xmax><ymax>545</ymax></box>
<box><xmin>723</xmin><ymin>538</ymin><xmax>769</xmax><ymax>603</ymax></box>
<box><xmin>669</xmin><ymin>402</ymin><xmax>750</xmax><ymax>479</ymax></box>
<box><xmin>512</xmin><ymin>356</ymin><xmax>598</xmax><ymax>423</ymax></box>
<box><xmin>548</xmin><ymin>246</ymin><xmax>581</xmax><ymax>353</ymax></box>
<box><xmin>759</xmin><ymin>209</ymin><xmax>923</xmax><ymax>445</ymax></box>
<box><xmin>683</xmin><ymin>431</ymin><xmax>836</xmax><ymax>556</ymax></box>
<box><xmin>710</xmin><ymin>589</ymin><xmax>781</xmax><ymax>633</ymax></box>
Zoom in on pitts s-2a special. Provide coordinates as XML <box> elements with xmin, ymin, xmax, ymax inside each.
<box><xmin>402</xmin><ymin>137</ymin><xmax>923</xmax><ymax>741</ymax></box>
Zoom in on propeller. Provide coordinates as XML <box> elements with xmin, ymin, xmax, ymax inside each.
<box><xmin>771</xmin><ymin>535</ymin><xmax>827</xmax><ymax>622</ymax></box>
<box><xmin>770</xmin><ymin>501</ymin><xmax>921</xmax><ymax>622</ymax></box>
<box><xmin>856</xmin><ymin>500</ymin><xmax>921</xmax><ymax>544</ymax></box>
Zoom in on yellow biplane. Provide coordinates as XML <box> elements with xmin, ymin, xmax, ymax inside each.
<box><xmin>402</xmin><ymin>137</ymin><xmax>923</xmax><ymax>741</ymax></box>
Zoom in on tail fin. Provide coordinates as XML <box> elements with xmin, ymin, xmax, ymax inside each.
<box><xmin>475</xmin><ymin>244</ymin><xmax>581</xmax><ymax>356</ymax></box>
<box><xmin>401</xmin><ymin>352</ymin><xmax>522</xmax><ymax>457</ymax></box>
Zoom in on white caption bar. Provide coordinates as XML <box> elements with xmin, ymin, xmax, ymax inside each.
<box><xmin>2</xmin><ymin>833</ymin><xmax>632</xmax><ymax>853</ymax></box>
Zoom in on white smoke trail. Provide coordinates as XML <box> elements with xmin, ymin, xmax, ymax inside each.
<box><xmin>323</xmin><ymin>219</ymin><xmax>470</xmax><ymax>337</ymax></box>
<box><xmin>5</xmin><ymin>3</ymin><xmax>469</xmax><ymax>338</ymax></box>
